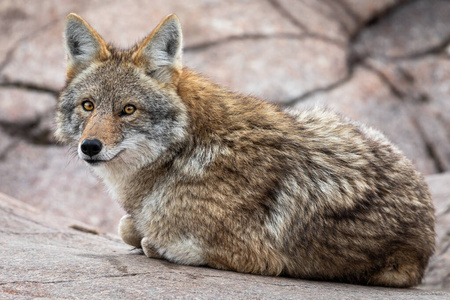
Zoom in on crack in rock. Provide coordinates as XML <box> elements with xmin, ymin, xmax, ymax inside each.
<box><xmin>284</xmin><ymin>0</ymin><xmax>421</xmax><ymax>107</ymax></box>
<box><xmin>332</xmin><ymin>0</ymin><xmax>363</xmax><ymax>24</ymax></box>
<box><xmin>0</xmin><ymin>80</ymin><xmax>59</xmax><ymax>98</ymax></box>
<box><xmin>266</xmin><ymin>0</ymin><xmax>308</xmax><ymax>31</ymax></box>
<box><xmin>0</xmin><ymin>18</ymin><xmax>60</xmax><ymax>75</ymax></box>
<box><xmin>185</xmin><ymin>33</ymin><xmax>303</xmax><ymax>52</ymax></box>
<box><xmin>184</xmin><ymin>32</ymin><xmax>345</xmax><ymax>53</ymax></box>
<box><xmin>360</xmin><ymin>62</ymin><xmax>406</xmax><ymax>100</ymax></box>
<box><xmin>383</xmin><ymin>35</ymin><xmax>450</xmax><ymax>61</ymax></box>
<box><xmin>321</xmin><ymin>0</ymin><xmax>358</xmax><ymax>36</ymax></box>
<box><xmin>349</xmin><ymin>0</ymin><xmax>412</xmax><ymax>42</ymax></box>
<box><xmin>267</xmin><ymin>0</ymin><xmax>350</xmax><ymax>45</ymax></box>
<box><xmin>412</xmin><ymin>117</ymin><xmax>448</xmax><ymax>173</ymax></box>
<box><xmin>0</xmin><ymin>206</ymin><xmax>57</xmax><ymax>231</ymax></box>
<box><xmin>0</xmin><ymin>116</ymin><xmax>56</xmax><ymax>146</ymax></box>
<box><xmin>0</xmin><ymin>139</ymin><xmax>18</xmax><ymax>161</ymax></box>
<box><xmin>360</xmin><ymin>62</ymin><xmax>449</xmax><ymax>173</ymax></box>
<box><xmin>352</xmin><ymin>0</ymin><xmax>450</xmax><ymax>62</ymax></box>
<box><xmin>0</xmin><ymin>273</ymin><xmax>145</xmax><ymax>287</ymax></box>
<box><xmin>281</xmin><ymin>70</ymin><xmax>354</xmax><ymax>107</ymax></box>
<box><xmin>281</xmin><ymin>45</ymin><xmax>357</xmax><ymax>106</ymax></box>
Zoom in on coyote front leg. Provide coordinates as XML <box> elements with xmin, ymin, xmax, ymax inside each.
<box><xmin>118</xmin><ymin>214</ymin><xmax>143</xmax><ymax>248</ymax></box>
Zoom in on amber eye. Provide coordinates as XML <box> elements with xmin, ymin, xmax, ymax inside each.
<box><xmin>122</xmin><ymin>104</ymin><xmax>136</xmax><ymax>116</ymax></box>
<box><xmin>82</xmin><ymin>100</ymin><xmax>94</xmax><ymax>111</ymax></box>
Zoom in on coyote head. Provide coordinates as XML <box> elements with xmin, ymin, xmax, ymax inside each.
<box><xmin>56</xmin><ymin>14</ymin><xmax>188</xmax><ymax>173</ymax></box>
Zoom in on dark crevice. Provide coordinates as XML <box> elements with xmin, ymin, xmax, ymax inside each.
<box><xmin>350</xmin><ymin>0</ymin><xmax>413</xmax><ymax>41</ymax></box>
<box><xmin>0</xmin><ymin>116</ymin><xmax>56</xmax><ymax>146</ymax></box>
<box><xmin>280</xmin><ymin>70</ymin><xmax>354</xmax><ymax>107</ymax></box>
<box><xmin>0</xmin><ymin>47</ymin><xmax>17</xmax><ymax>75</ymax></box>
<box><xmin>267</xmin><ymin>0</ymin><xmax>348</xmax><ymax>47</ymax></box>
<box><xmin>353</xmin><ymin>34</ymin><xmax>450</xmax><ymax>62</ymax></box>
<box><xmin>361</xmin><ymin>61</ymin><xmax>430</xmax><ymax>104</ymax></box>
<box><xmin>184</xmin><ymin>32</ymin><xmax>345</xmax><ymax>53</ymax></box>
<box><xmin>361</xmin><ymin>62</ymin><xmax>447</xmax><ymax>173</ymax></box>
<box><xmin>347</xmin><ymin>0</ymin><xmax>450</xmax><ymax>62</ymax></box>
<box><xmin>348</xmin><ymin>0</ymin><xmax>415</xmax><ymax>62</ymax></box>
<box><xmin>266</xmin><ymin>0</ymin><xmax>308</xmax><ymax>31</ymax></box>
<box><xmin>313</xmin><ymin>0</ymin><xmax>365</xmax><ymax>38</ymax></box>
<box><xmin>0</xmin><ymin>139</ymin><xmax>19</xmax><ymax>161</ymax></box>
<box><xmin>424</xmin><ymin>141</ymin><xmax>446</xmax><ymax>173</ymax></box>
<box><xmin>0</xmin><ymin>18</ymin><xmax>60</xmax><ymax>74</ymax></box>
<box><xmin>360</xmin><ymin>62</ymin><xmax>406</xmax><ymax>100</ymax></box>
<box><xmin>280</xmin><ymin>45</ymin><xmax>357</xmax><ymax>106</ymax></box>
<box><xmin>0</xmin><ymin>206</ymin><xmax>57</xmax><ymax>231</ymax></box>
<box><xmin>321</xmin><ymin>0</ymin><xmax>355</xmax><ymax>36</ymax></box>
<box><xmin>0</xmin><ymin>273</ymin><xmax>143</xmax><ymax>287</ymax></box>
<box><xmin>386</xmin><ymin>35</ymin><xmax>450</xmax><ymax>61</ymax></box>
<box><xmin>0</xmin><ymin>230</ymin><xmax>74</xmax><ymax>236</ymax></box>
<box><xmin>411</xmin><ymin>117</ymin><xmax>447</xmax><ymax>174</ymax></box>
<box><xmin>305</xmin><ymin>32</ymin><xmax>347</xmax><ymax>48</ymax></box>
<box><xmin>185</xmin><ymin>33</ymin><xmax>302</xmax><ymax>52</ymax></box>
<box><xmin>276</xmin><ymin>1</ymin><xmax>417</xmax><ymax>107</ymax></box>
<box><xmin>0</xmin><ymin>80</ymin><xmax>59</xmax><ymax>98</ymax></box>
<box><xmin>69</xmin><ymin>224</ymin><xmax>99</xmax><ymax>235</ymax></box>
<box><xmin>332</xmin><ymin>0</ymin><xmax>362</xmax><ymax>24</ymax></box>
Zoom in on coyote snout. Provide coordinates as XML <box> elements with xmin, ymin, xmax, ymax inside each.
<box><xmin>79</xmin><ymin>138</ymin><xmax>102</xmax><ymax>160</ymax></box>
<box><xmin>77</xmin><ymin>135</ymin><xmax>124</xmax><ymax>166</ymax></box>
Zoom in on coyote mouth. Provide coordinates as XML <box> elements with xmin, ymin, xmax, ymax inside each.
<box><xmin>84</xmin><ymin>159</ymin><xmax>106</xmax><ymax>166</ymax></box>
<box><xmin>83</xmin><ymin>149</ymin><xmax>124</xmax><ymax>166</ymax></box>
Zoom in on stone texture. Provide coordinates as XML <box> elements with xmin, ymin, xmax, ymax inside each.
<box><xmin>0</xmin><ymin>88</ymin><xmax>54</xmax><ymax>123</ymax></box>
<box><xmin>184</xmin><ymin>37</ymin><xmax>348</xmax><ymax>102</ymax></box>
<box><xmin>397</xmin><ymin>56</ymin><xmax>450</xmax><ymax>172</ymax></box>
<box><xmin>0</xmin><ymin>0</ymin><xmax>300</xmax><ymax>91</ymax></box>
<box><xmin>0</xmin><ymin>0</ymin><xmax>92</xmax><ymax>89</ymax></box>
<box><xmin>353</xmin><ymin>0</ymin><xmax>450</xmax><ymax>59</ymax></box>
<box><xmin>1</xmin><ymin>192</ymin><xmax>449</xmax><ymax>299</ymax></box>
<box><xmin>0</xmin><ymin>141</ymin><xmax>124</xmax><ymax>234</ymax></box>
<box><xmin>361</xmin><ymin>55</ymin><xmax>450</xmax><ymax>173</ymax></box>
<box><xmin>0</xmin><ymin>129</ymin><xmax>15</xmax><ymax>159</ymax></box>
<box><xmin>342</xmin><ymin>0</ymin><xmax>401</xmax><ymax>23</ymax></box>
<box><xmin>1</xmin><ymin>0</ymin><xmax>450</xmax><ymax>295</ymax></box>
<box><xmin>274</xmin><ymin>0</ymin><xmax>352</xmax><ymax>42</ymax></box>
<box><xmin>423</xmin><ymin>173</ymin><xmax>450</xmax><ymax>291</ymax></box>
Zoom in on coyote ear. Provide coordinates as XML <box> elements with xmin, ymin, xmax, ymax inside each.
<box><xmin>64</xmin><ymin>13</ymin><xmax>110</xmax><ymax>79</ymax></box>
<box><xmin>133</xmin><ymin>14</ymin><xmax>183</xmax><ymax>84</ymax></box>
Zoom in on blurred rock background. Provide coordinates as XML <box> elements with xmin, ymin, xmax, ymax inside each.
<box><xmin>0</xmin><ymin>0</ymin><xmax>449</xmax><ymax>292</ymax></box>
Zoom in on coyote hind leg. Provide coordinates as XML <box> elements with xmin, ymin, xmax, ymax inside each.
<box><xmin>368</xmin><ymin>252</ymin><xmax>425</xmax><ymax>288</ymax></box>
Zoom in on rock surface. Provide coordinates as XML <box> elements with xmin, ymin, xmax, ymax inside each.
<box><xmin>423</xmin><ymin>173</ymin><xmax>450</xmax><ymax>291</ymax></box>
<box><xmin>1</xmin><ymin>192</ymin><xmax>449</xmax><ymax>299</ymax></box>
<box><xmin>0</xmin><ymin>0</ymin><xmax>450</xmax><ymax>296</ymax></box>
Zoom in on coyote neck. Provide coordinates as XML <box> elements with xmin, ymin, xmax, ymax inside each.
<box><xmin>177</xmin><ymin>68</ymin><xmax>286</xmax><ymax>146</ymax></box>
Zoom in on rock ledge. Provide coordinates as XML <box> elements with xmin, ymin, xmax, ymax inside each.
<box><xmin>1</xmin><ymin>193</ymin><xmax>449</xmax><ymax>299</ymax></box>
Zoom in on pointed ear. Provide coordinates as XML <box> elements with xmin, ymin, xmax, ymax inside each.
<box><xmin>64</xmin><ymin>13</ymin><xmax>110</xmax><ymax>80</ymax></box>
<box><xmin>133</xmin><ymin>14</ymin><xmax>183</xmax><ymax>84</ymax></box>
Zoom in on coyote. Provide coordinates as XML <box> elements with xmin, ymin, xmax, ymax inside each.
<box><xmin>56</xmin><ymin>13</ymin><xmax>435</xmax><ymax>287</ymax></box>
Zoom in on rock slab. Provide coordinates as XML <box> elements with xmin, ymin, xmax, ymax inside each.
<box><xmin>0</xmin><ymin>192</ymin><xmax>449</xmax><ymax>299</ymax></box>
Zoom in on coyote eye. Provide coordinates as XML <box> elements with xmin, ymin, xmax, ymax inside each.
<box><xmin>122</xmin><ymin>104</ymin><xmax>136</xmax><ymax>116</ymax></box>
<box><xmin>82</xmin><ymin>100</ymin><xmax>94</xmax><ymax>111</ymax></box>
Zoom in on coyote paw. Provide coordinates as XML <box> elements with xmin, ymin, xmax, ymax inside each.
<box><xmin>141</xmin><ymin>237</ymin><xmax>163</xmax><ymax>259</ymax></box>
<box><xmin>118</xmin><ymin>214</ymin><xmax>142</xmax><ymax>248</ymax></box>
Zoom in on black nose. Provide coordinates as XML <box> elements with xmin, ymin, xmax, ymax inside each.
<box><xmin>80</xmin><ymin>139</ymin><xmax>103</xmax><ymax>157</ymax></box>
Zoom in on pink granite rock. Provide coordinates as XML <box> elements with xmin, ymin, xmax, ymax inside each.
<box><xmin>1</xmin><ymin>192</ymin><xmax>449</xmax><ymax>299</ymax></box>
